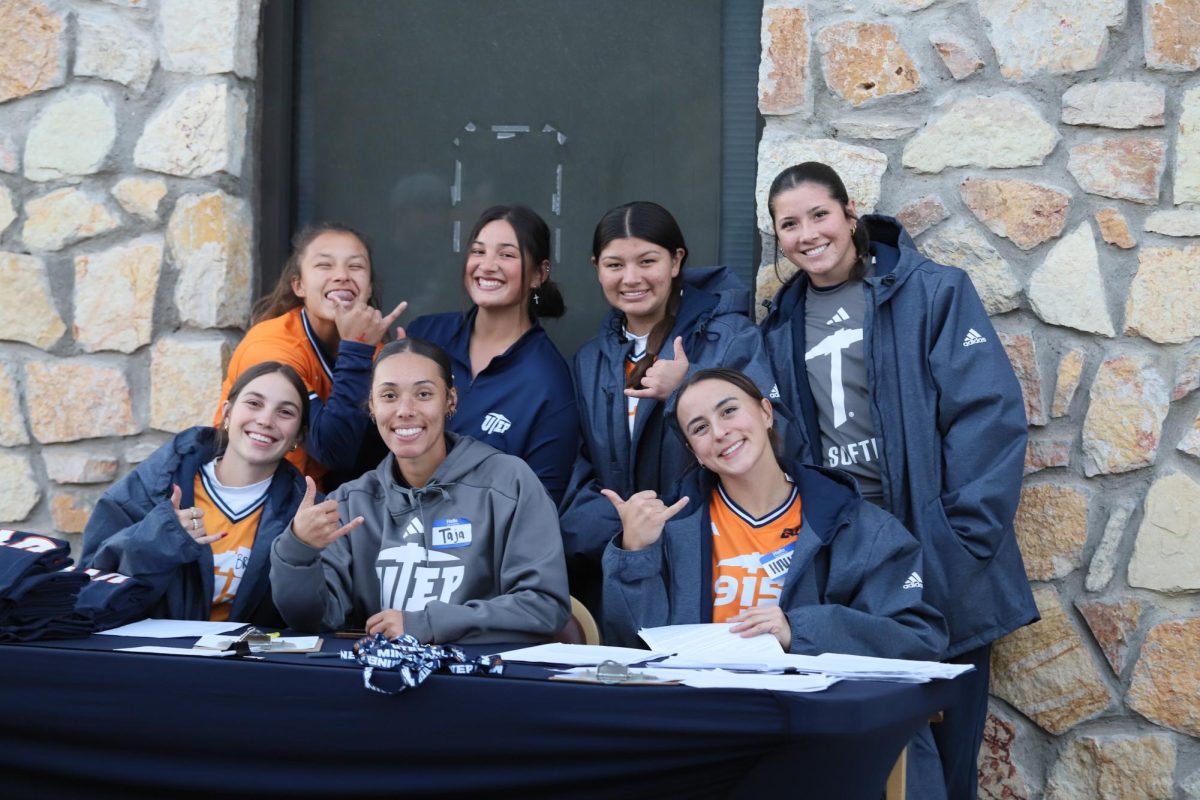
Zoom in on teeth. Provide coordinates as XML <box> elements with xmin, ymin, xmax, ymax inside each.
<box><xmin>394</xmin><ymin>427</ymin><xmax>421</xmax><ymax>437</ymax></box>
<box><xmin>720</xmin><ymin>440</ymin><xmax>744</xmax><ymax>457</ymax></box>
<box><xmin>621</xmin><ymin>289</ymin><xmax>648</xmax><ymax>298</ymax></box>
<box><xmin>803</xmin><ymin>244</ymin><xmax>828</xmax><ymax>257</ymax></box>
<box><xmin>247</xmin><ymin>432</ymin><xmax>275</xmax><ymax>444</ymax></box>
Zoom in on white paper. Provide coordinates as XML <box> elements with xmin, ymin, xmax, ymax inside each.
<box><xmin>193</xmin><ymin>634</ymin><xmax>321</xmax><ymax>651</ymax></box>
<box><xmin>95</xmin><ymin>619</ymin><xmax>247</xmax><ymax>638</ymax></box>
<box><xmin>637</xmin><ymin>623</ymin><xmax>784</xmax><ymax>664</ymax></box>
<box><xmin>553</xmin><ymin>665</ymin><xmax>839</xmax><ymax>693</ymax></box>
<box><xmin>115</xmin><ymin>646</ymin><xmax>237</xmax><ymax>658</ymax></box>
<box><xmin>496</xmin><ymin>642</ymin><xmax>670</xmax><ymax>666</ymax></box>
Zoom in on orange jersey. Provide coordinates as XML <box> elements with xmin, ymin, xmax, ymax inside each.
<box><xmin>193</xmin><ymin>473</ymin><xmax>267</xmax><ymax>622</ymax></box>
<box><xmin>710</xmin><ymin>483</ymin><xmax>802</xmax><ymax>623</ymax></box>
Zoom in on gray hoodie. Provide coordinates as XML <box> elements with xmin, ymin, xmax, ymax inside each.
<box><xmin>270</xmin><ymin>433</ymin><xmax>570</xmax><ymax>644</ymax></box>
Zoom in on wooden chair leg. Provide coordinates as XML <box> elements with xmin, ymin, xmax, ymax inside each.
<box><xmin>885</xmin><ymin>745</ymin><xmax>907</xmax><ymax>800</ymax></box>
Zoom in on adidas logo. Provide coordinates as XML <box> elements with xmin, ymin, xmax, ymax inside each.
<box><xmin>769</xmin><ymin>384</ymin><xmax>780</xmax><ymax>400</ymax></box>
<box><xmin>962</xmin><ymin>329</ymin><xmax>987</xmax><ymax>347</ymax></box>
<box><xmin>402</xmin><ymin>518</ymin><xmax>424</xmax><ymax>540</ymax></box>
<box><xmin>902</xmin><ymin>572</ymin><xmax>923</xmax><ymax>590</ymax></box>
<box><xmin>827</xmin><ymin>307</ymin><xmax>850</xmax><ymax>325</ymax></box>
<box><xmin>481</xmin><ymin>412</ymin><xmax>512</xmax><ymax>435</ymax></box>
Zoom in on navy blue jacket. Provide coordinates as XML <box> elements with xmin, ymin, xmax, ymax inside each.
<box><xmin>602</xmin><ymin>461</ymin><xmax>947</xmax><ymax>660</ymax></box>
<box><xmin>760</xmin><ymin>215</ymin><xmax>1038</xmax><ymax>657</ymax></box>
<box><xmin>559</xmin><ymin>267</ymin><xmax>793</xmax><ymax>608</ymax></box>
<box><xmin>407</xmin><ymin>309</ymin><xmax>579</xmax><ymax>504</ymax></box>
<box><xmin>80</xmin><ymin>427</ymin><xmax>306</xmax><ymax>625</ymax></box>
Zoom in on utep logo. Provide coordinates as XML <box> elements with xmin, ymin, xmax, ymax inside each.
<box><xmin>377</xmin><ymin>543</ymin><xmax>465</xmax><ymax>612</ymax></box>
<box><xmin>481</xmin><ymin>412</ymin><xmax>512</xmax><ymax>435</ymax></box>
<box><xmin>0</xmin><ymin>528</ymin><xmax>58</xmax><ymax>553</ymax></box>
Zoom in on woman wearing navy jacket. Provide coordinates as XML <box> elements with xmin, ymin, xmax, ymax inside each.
<box><xmin>407</xmin><ymin>205</ymin><xmax>578</xmax><ymax>504</ymax></box>
<box><xmin>559</xmin><ymin>201</ymin><xmax>791</xmax><ymax>613</ymax></box>
<box><xmin>759</xmin><ymin>162</ymin><xmax>1037</xmax><ymax>800</ymax></box>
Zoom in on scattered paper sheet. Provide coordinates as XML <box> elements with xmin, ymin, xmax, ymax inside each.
<box><xmin>552</xmin><ymin>665</ymin><xmax>839</xmax><ymax>693</ymax></box>
<box><xmin>638</xmin><ymin>623</ymin><xmax>784</xmax><ymax>663</ymax></box>
<box><xmin>95</xmin><ymin>619</ymin><xmax>246</xmax><ymax>638</ymax></box>
<box><xmin>496</xmin><ymin>643</ymin><xmax>671</xmax><ymax>666</ymax></box>
<box><xmin>115</xmin><ymin>646</ymin><xmax>237</xmax><ymax>658</ymax></box>
<box><xmin>194</xmin><ymin>634</ymin><xmax>322</xmax><ymax>653</ymax></box>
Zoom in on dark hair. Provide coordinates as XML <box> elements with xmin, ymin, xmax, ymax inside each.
<box><xmin>372</xmin><ymin>337</ymin><xmax>455</xmax><ymax>390</ymax></box>
<box><xmin>591</xmin><ymin>201</ymin><xmax>688</xmax><ymax>390</ymax></box>
<box><xmin>766</xmin><ymin>162</ymin><xmax>870</xmax><ymax>283</ymax></box>
<box><xmin>216</xmin><ymin>361</ymin><xmax>311</xmax><ymax>453</ymax></box>
<box><xmin>465</xmin><ymin>205</ymin><xmax>565</xmax><ymax>320</ymax></box>
<box><xmin>674</xmin><ymin>367</ymin><xmax>781</xmax><ymax>453</ymax></box>
<box><xmin>252</xmin><ymin>222</ymin><xmax>379</xmax><ymax>324</ymax></box>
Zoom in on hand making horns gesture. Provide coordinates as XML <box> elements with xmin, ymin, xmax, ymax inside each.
<box><xmin>333</xmin><ymin>297</ymin><xmax>408</xmax><ymax>346</ymax></box>
<box><xmin>601</xmin><ymin>489</ymin><xmax>689</xmax><ymax>552</ymax></box>
<box><xmin>290</xmin><ymin>477</ymin><xmax>365</xmax><ymax>550</ymax></box>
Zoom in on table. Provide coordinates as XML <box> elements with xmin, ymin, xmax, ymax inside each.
<box><xmin>0</xmin><ymin>635</ymin><xmax>956</xmax><ymax>799</ymax></box>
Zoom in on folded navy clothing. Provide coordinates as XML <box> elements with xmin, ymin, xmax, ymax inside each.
<box><xmin>0</xmin><ymin>530</ymin><xmax>73</xmax><ymax>590</ymax></box>
<box><xmin>0</xmin><ymin>614</ymin><xmax>93</xmax><ymax>642</ymax></box>
<box><xmin>68</xmin><ymin>568</ymin><xmax>156</xmax><ymax>631</ymax></box>
<box><xmin>0</xmin><ymin>571</ymin><xmax>90</xmax><ymax>622</ymax></box>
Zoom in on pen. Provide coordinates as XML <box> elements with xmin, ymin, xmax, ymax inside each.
<box><xmin>306</xmin><ymin>652</ymin><xmax>344</xmax><ymax>658</ymax></box>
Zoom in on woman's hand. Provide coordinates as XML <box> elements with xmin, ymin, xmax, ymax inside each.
<box><xmin>730</xmin><ymin>605</ymin><xmax>792</xmax><ymax>651</ymax></box>
<box><xmin>333</xmin><ymin>298</ymin><xmax>408</xmax><ymax>346</ymax></box>
<box><xmin>291</xmin><ymin>477</ymin><xmax>364</xmax><ymax>550</ymax></box>
<box><xmin>625</xmin><ymin>336</ymin><xmax>689</xmax><ymax>401</ymax></box>
<box><xmin>170</xmin><ymin>484</ymin><xmax>226</xmax><ymax>546</ymax></box>
<box><xmin>601</xmin><ymin>489</ymin><xmax>689</xmax><ymax>551</ymax></box>
<box><xmin>365</xmin><ymin>609</ymin><xmax>406</xmax><ymax>640</ymax></box>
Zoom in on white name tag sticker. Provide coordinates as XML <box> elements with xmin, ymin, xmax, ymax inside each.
<box><xmin>431</xmin><ymin>518</ymin><xmax>472</xmax><ymax>549</ymax></box>
<box><xmin>760</xmin><ymin>543</ymin><xmax>795</xmax><ymax>580</ymax></box>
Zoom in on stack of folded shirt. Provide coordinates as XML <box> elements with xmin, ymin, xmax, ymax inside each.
<box><xmin>0</xmin><ymin>530</ymin><xmax>91</xmax><ymax>641</ymax></box>
<box><xmin>68</xmin><ymin>567</ymin><xmax>155</xmax><ymax>632</ymax></box>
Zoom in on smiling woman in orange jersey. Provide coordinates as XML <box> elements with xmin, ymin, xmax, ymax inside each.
<box><xmin>270</xmin><ymin>338</ymin><xmax>570</xmax><ymax>644</ymax></box>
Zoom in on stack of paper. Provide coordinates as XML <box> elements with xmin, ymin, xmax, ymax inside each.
<box><xmin>496</xmin><ymin>642</ymin><xmax>671</xmax><ymax>666</ymax></box>
<box><xmin>774</xmin><ymin>652</ymin><xmax>975</xmax><ymax>683</ymax></box>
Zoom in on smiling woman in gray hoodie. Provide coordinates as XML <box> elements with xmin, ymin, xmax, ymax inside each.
<box><xmin>270</xmin><ymin>338</ymin><xmax>570</xmax><ymax>644</ymax></box>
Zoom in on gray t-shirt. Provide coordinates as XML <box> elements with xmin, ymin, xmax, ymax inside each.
<box><xmin>803</xmin><ymin>278</ymin><xmax>884</xmax><ymax>505</ymax></box>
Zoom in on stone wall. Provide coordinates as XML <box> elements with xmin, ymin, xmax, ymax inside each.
<box><xmin>756</xmin><ymin>0</ymin><xmax>1200</xmax><ymax>796</ymax></box>
<box><xmin>0</xmin><ymin>0</ymin><xmax>259</xmax><ymax>545</ymax></box>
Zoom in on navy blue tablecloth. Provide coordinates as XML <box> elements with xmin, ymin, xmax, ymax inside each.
<box><xmin>0</xmin><ymin>635</ymin><xmax>956</xmax><ymax>799</ymax></box>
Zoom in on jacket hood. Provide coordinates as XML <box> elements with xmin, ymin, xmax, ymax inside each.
<box><xmin>601</xmin><ymin>265</ymin><xmax>750</xmax><ymax>338</ymax></box>
<box><xmin>376</xmin><ymin>432</ymin><xmax>502</xmax><ymax>515</ymax></box>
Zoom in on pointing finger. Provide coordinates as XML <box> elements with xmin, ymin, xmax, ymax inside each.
<box><xmin>381</xmin><ymin>301</ymin><xmax>408</xmax><ymax>327</ymax></box>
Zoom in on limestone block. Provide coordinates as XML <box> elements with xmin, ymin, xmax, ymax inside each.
<box><xmin>902</xmin><ymin>94</ymin><xmax>1059</xmax><ymax>173</ymax></box>
<box><xmin>1024</xmin><ymin>439</ymin><xmax>1070</xmax><ymax>475</ymax></box>
<box><xmin>758</xmin><ymin>4</ymin><xmax>809</xmax><ymax>116</ymax></box>
<box><xmin>134</xmin><ymin>78</ymin><xmax>247</xmax><ymax>178</ymax></box>
<box><xmin>73</xmin><ymin>235</ymin><xmax>163</xmax><ymax>354</ymax></box>
<box><xmin>1062</xmin><ymin>81</ymin><xmax>1166</xmax><ymax>128</ymax></box>
<box><xmin>1125</xmin><ymin>245</ymin><xmax>1200</xmax><ymax>344</ymax></box>
<box><xmin>919</xmin><ymin>222</ymin><xmax>1020</xmax><ymax>315</ymax></box>
<box><xmin>1076</xmin><ymin>597</ymin><xmax>1144</xmax><ymax>675</ymax></box>
<box><xmin>756</xmin><ymin>129</ymin><xmax>886</xmax><ymax>232</ymax></box>
<box><xmin>978</xmin><ymin>0</ymin><xmax>1125</xmax><ymax>79</ymax></box>
<box><xmin>0</xmin><ymin>183</ymin><xmax>14</xmax><ymax>237</ymax></box>
<box><xmin>50</xmin><ymin>494</ymin><xmax>92</xmax><ymax>535</ymax></box>
<box><xmin>125</xmin><ymin>438</ymin><xmax>168</xmax><ymax>464</ymax></box>
<box><xmin>998</xmin><ymin>331</ymin><xmax>1047</xmax><ymax>426</ymax></box>
<box><xmin>167</xmin><ymin>191</ymin><xmax>252</xmax><ymax>329</ymax></box>
<box><xmin>159</xmin><ymin>0</ymin><xmax>260</xmax><ymax>79</ymax></box>
<box><xmin>23</xmin><ymin>89</ymin><xmax>117</xmax><ymax>181</ymax></box>
<box><xmin>815</xmin><ymin>21</ymin><xmax>919</xmax><ymax>107</ymax></box>
<box><xmin>0</xmin><ymin>362</ymin><xmax>28</xmax><ymax>446</ymax></box>
<box><xmin>0</xmin><ymin>0</ymin><xmax>67</xmax><ymax>104</ymax></box>
<box><xmin>1145</xmin><ymin>0</ymin><xmax>1200</xmax><ymax>71</ymax></box>
<box><xmin>150</xmin><ymin>334</ymin><xmax>231</xmax><ymax>433</ymax></box>
<box><xmin>0</xmin><ymin>452</ymin><xmax>39</xmax><ymax>523</ymax></box>
<box><xmin>0</xmin><ymin>133</ymin><xmax>17</xmax><ymax>173</ymax></box>
<box><xmin>1178</xmin><ymin>88</ymin><xmax>1200</xmax><ymax>204</ymax></box>
<box><xmin>1014</xmin><ymin>483</ymin><xmax>1088</xmax><ymax>580</ymax></box>
<box><xmin>1129</xmin><ymin>471</ymin><xmax>1200</xmax><ymax>592</ymax></box>
<box><xmin>1068</xmin><ymin>137</ymin><xmax>1166</xmax><ymax>204</ymax></box>
<box><xmin>74</xmin><ymin>8</ymin><xmax>156</xmax><ymax>92</ymax></box>
<box><xmin>1178</xmin><ymin>413</ymin><xmax>1200</xmax><ymax>459</ymax></box>
<box><xmin>894</xmin><ymin>195</ymin><xmax>947</xmax><ymax>237</ymax></box>
<box><xmin>1029</xmin><ymin>223</ymin><xmax>1115</xmax><ymax>337</ymax></box>
<box><xmin>22</xmin><ymin>188</ymin><xmax>121</xmax><ymax>252</ymax></box>
<box><xmin>0</xmin><ymin>252</ymin><xmax>65</xmax><ymax>348</ymax></box>
<box><xmin>830</xmin><ymin>117</ymin><xmax>919</xmax><ymax>140</ymax></box>
<box><xmin>960</xmin><ymin>177</ymin><xmax>1069</xmax><ymax>250</ymax></box>
<box><xmin>1095</xmin><ymin>207</ymin><xmax>1136</xmax><ymax>248</ymax></box>
<box><xmin>24</xmin><ymin>359</ymin><xmax>139</xmax><ymax>443</ymax></box>
<box><xmin>1127</xmin><ymin>617</ymin><xmax>1200</xmax><ymax>737</ymax></box>
<box><xmin>990</xmin><ymin>586</ymin><xmax>1112</xmax><ymax>735</ymax></box>
<box><xmin>977</xmin><ymin>712</ymin><xmax>1031</xmax><ymax>800</ymax></box>
<box><xmin>1045</xmin><ymin>734</ymin><xmax>1175</xmax><ymax>800</ymax></box>
<box><xmin>1145</xmin><ymin>209</ymin><xmax>1200</xmax><ymax>236</ymax></box>
<box><xmin>872</xmin><ymin>0</ymin><xmax>936</xmax><ymax>9</ymax></box>
<box><xmin>111</xmin><ymin>177</ymin><xmax>167</xmax><ymax>222</ymax></box>
<box><xmin>1185</xmin><ymin>770</ymin><xmax>1200</xmax><ymax>800</ymax></box>
<box><xmin>929</xmin><ymin>28</ymin><xmax>984</xmax><ymax>80</ymax></box>
<box><xmin>1086</xmin><ymin>503</ymin><xmax>1133</xmax><ymax>592</ymax></box>
<box><xmin>42</xmin><ymin>448</ymin><xmax>119</xmax><ymax>484</ymax></box>
<box><xmin>1175</xmin><ymin>348</ymin><xmax>1200</xmax><ymax>400</ymax></box>
<box><xmin>1081</xmin><ymin>355</ymin><xmax>1168</xmax><ymax>476</ymax></box>
<box><xmin>1051</xmin><ymin>348</ymin><xmax>1086</xmax><ymax>418</ymax></box>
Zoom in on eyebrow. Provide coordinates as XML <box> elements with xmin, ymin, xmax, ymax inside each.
<box><xmin>684</xmin><ymin>396</ymin><xmax>737</xmax><ymax>429</ymax></box>
<box><xmin>311</xmin><ymin>251</ymin><xmax>366</xmax><ymax>259</ymax></box>
<box><xmin>375</xmin><ymin>379</ymin><xmax>437</xmax><ymax>389</ymax></box>
<box><xmin>473</xmin><ymin>239</ymin><xmax>519</xmax><ymax>249</ymax></box>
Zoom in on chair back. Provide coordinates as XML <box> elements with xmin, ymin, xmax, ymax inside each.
<box><xmin>554</xmin><ymin>596</ymin><xmax>601</xmax><ymax>645</ymax></box>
